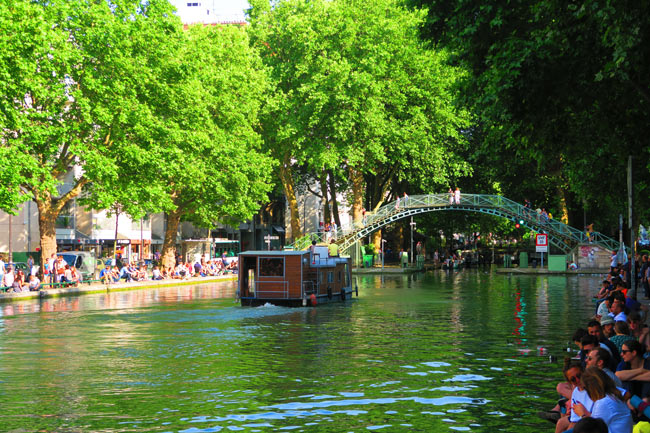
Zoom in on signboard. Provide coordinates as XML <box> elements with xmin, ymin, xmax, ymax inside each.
<box><xmin>264</xmin><ymin>235</ymin><xmax>279</xmax><ymax>241</ymax></box>
<box><xmin>536</xmin><ymin>234</ymin><xmax>548</xmax><ymax>252</ymax></box>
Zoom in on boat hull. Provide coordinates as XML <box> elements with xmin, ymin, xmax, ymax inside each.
<box><xmin>240</xmin><ymin>287</ymin><xmax>355</xmax><ymax>307</ymax></box>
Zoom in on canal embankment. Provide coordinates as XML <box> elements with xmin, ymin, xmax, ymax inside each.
<box><xmin>0</xmin><ymin>274</ymin><xmax>238</xmax><ymax>303</ymax></box>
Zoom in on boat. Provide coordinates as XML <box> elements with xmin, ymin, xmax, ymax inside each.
<box><xmin>238</xmin><ymin>246</ymin><xmax>357</xmax><ymax>307</ymax></box>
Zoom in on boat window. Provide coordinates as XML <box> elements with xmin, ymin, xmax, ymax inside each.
<box><xmin>327</xmin><ymin>271</ymin><xmax>334</xmax><ymax>283</ymax></box>
<box><xmin>338</xmin><ymin>271</ymin><xmax>341</xmax><ymax>282</ymax></box>
<box><xmin>259</xmin><ymin>257</ymin><xmax>284</xmax><ymax>277</ymax></box>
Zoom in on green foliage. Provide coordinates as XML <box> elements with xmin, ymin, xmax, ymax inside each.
<box><xmin>411</xmin><ymin>0</ymin><xmax>650</xmax><ymax>236</ymax></box>
<box><xmin>363</xmin><ymin>243</ymin><xmax>377</xmax><ymax>256</ymax></box>
<box><xmin>248</xmin><ymin>0</ymin><xmax>472</xmax><ymax>195</ymax></box>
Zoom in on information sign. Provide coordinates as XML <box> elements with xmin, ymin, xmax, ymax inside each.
<box><xmin>536</xmin><ymin>234</ymin><xmax>548</xmax><ymax>252</ymax></box>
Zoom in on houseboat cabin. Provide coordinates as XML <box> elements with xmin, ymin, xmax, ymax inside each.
<box><xmin>238</xmin><ymin>247</ymin><xmax>355</xmax><ymax>307</ymax></box>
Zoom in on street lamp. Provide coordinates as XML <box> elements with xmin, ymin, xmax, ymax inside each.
<box><xmin>381</xmin><ymin>238</ymin><xmax>387</xmax><ymax>272</ymax></box>
<box><xmin>410</xmin><ymin>217</ymin><xmax>416</xmax><ymax>264</ymax></box>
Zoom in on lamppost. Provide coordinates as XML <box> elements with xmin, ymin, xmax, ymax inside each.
<box><xmin>381</xmin><ymin>238</ymin><xmax>387</xmax><ymax>272</ymax></box>
<box><xmin>410</xmin><ymin>217</ymin><xmax>416</xmax><ymax>264</ymax></box>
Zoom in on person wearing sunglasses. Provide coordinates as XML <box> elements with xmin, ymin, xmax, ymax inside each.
<box><xmin>586</xmin><ymin>347</ymin><xmax>623</xmax><ymax>388</ymax></box>
<box><xmin>615</xmin><ymin>341</ymin><xmax>650</xmax><ymax>399</ymax></box>
<box><xmin>553</xmin><ymin>360</ymin><xmax>593</xmax><ymax>433</ymax></box>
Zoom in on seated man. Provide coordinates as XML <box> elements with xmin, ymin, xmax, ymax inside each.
<box><xmin>28</xmin><ymin>274</ymin><xmax>41</xmax><ymax>291</ymax></box>
<box><xmin>587</xmin><ymin>320</ymin><xmax>621</xmax><ymax>366</ymax></box>
<box><xmin>151</xmin><ymin>266</ymin><xmax>164</xmax><ymax>280</ymax></box>
<box><xmin>586</xmin><ymin>347</ymin><xmax>623</xmax><ymax>387</ymax></box>
<box><xmin>99</xmin><ymin>265</ymin><xmax>111</xmax><ymax>284</ymax></box>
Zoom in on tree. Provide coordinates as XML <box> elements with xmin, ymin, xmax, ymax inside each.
<box><xmin>0</xmin><ymin>0</ymin><xmax>181</xmax><ymax>262</ymax></box>
<box><xmin>412</xmin><ymin>0</ymin><xmax>650</xmax><ymax>236</ymax></box>
<box><xmin>139</xmin><ymin>24</ymin><xmax>274</xmax><ymax>269</ymax></box>
<box><xmin>248</xmin><ymin>0</ymin><xmax>471</xmax><ymax>242</ymax></box>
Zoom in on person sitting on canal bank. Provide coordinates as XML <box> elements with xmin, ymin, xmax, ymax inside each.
<box><xmin>610</xmin><ymin>294</ymin><xmax>629</xmax><ymax>323</ymax></box>
<box><xmin>586</xmin><ymin>347</ymin><xmax>623</xmax><ymax>388</ymax></box>
<box><xmin>328</xmin><ymin>239</ymin><xmax>339</xmax><ymax>257</ymax></box>
<box><xmin>599</xmin><ymin>315</ymin><xmax>616</xmax><ymax>339</ymax></box>
<box><xmin>573</xmin><ymin>416</ymin><xmax>608</xmax><ymax>433</ymax></box>
<box><xmin>574</xmin><ymin>367</ymin><xmax>633</xmax><ymax>433</ymax></box>
<box><xmin>12</xmin><ymin>269</ymin><xmax>25</xmax><ymax>292</ymax></box>
<box><xmin>610</xmin><ymin>321</ymin><xmax>637</xmax><ymax>354</ymax></box>
<box><xmin>2</xmin><ymin>266</ymin><xmax>15</xmax><ymax>290</ymax></box>
<box><xmin>28</xmin><ymin>274</ymin><xmax>41</xmax><ymax>291</ymax></box>
<box><xmin>152</xmin><ymin>266</ymin><xmax>163</xmax><ymax>280</ymax></box>
<box><xmin>581</xmin><ymin>335</ymin><xmax>618</xmax><ymax>372</ymax></box>
<box><xmin>587</xmin><ymin>320</ymin><xmax>621</xmax><ymax>366</ymax></box>
<box><xmin>553</xmin><ymin>359</ymin><xmax>591</xmax><ymax>433</ymax></box>
<box><xmin>627</xmin><ymin>311</ymin><xmax>650</xmax><ymax>353</ymax></box>
<box><xmin>615</xmin><ymin>340</ymin><xmax>650</xmax><ymax>400</ymax></box>
<box><xmin>99</xmin><ymin>265</ymin><xmax>113</xmax><ymax>284</ymax></box>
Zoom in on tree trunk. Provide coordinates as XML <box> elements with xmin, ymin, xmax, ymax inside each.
<box><xmin>33</xmin><ymin>178</ymin><xmax>87</xmax><ymax>269</ymax></box>
<box><xmin>349</xmin><ymin>166</ymin><xmax>364</xmax><ymax>223</ymax></box>
<box><xmin>328</xmin><ymin>169</ymin><xmax>341</xmax><ymax>227</ymax></box>
<box><xmin>556</xmin><ymin>185</ymin><xmax>570</xmax><ymax>224</ymax></box>
<box><xmin>278</xmin><ymin>158</ymin><xmax>301</xmax><ymax>241</ymax></box>
<box><xmin>319</xmin><ymin>170</ymin><xmax>330</xmax><ymax>224</ymax></box>
<box><xmin>161</xmin><ymin>208</ymin><xmax>181</xmax><ymax>270</ymax></box>
<box><xmin>36</xmin><ymin>192</ymin><xmax>58</xmax><ymax>269</ymax></box>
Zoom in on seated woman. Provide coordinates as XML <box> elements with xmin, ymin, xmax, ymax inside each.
<box><xmin>610</xmin><ymin>321</ymin><xmax>636</xmax><ymax>354</ymax></box>
<box><xmin>137</xmin><ymin>265</ymin><xmax>148</xmax><ymax>281</ymax></box>
<box><xmin>111</xmin><ymin>266</ymin><xmax>121</xmax><ymax>283</ymax></box>
<box><xmin>574</xmin><ymin>367</ymin><xmax>633</xmax><ymax>432</ymax></box>
<box><xmin>69</xmin><ymin>266</ymin><xmax>80</xmax><ymax>287</ymax></box>
<box><xmin>615</xmin><ymin>340</ymin><xmax>650</xmax><ymax>399</ymax></box>
<box><xmin>12</xmin><ymin>269</ymin><xmax>25</xmax><ymax>292</ymax></box>
<box><xmin>63</xmin><ymin>265</ymin><xmax>73</xmax><ymax>287</ymax></box>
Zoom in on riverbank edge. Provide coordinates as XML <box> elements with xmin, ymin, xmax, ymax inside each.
<box><xmin>0</xmin><ymin>275</ymin><xmax>238</xmax><ymax>303</ymax></box>
<box><xmin>495</xmin><ymin>267</ymin><xmax>608</xmax><ymax>275</ymax></box>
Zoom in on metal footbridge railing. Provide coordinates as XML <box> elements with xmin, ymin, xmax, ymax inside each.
<box><xmin>288</xmin><ymin>194</ymin><xmax>621</xmax><ymax>255</ymax></box>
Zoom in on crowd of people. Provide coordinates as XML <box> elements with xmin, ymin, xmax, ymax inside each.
<box><xmin>538</xmin><ymin>257</ymin><xmax>650</xmax><ymax>433</ymax></box>
<box><xmin>0</xmin><ymin>254</ymin><xmax>42</xmax><ymax>292</ymax></box>
<box><xmin>99</xmin><ymin>257</ymin><xmax>238</xmax><ymax>285</ymax></box>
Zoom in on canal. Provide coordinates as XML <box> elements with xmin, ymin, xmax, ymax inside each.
<box><xmin>0</xmin><ymin>270</ymin><xmax>600</xmax><ymax>432</ymax></box>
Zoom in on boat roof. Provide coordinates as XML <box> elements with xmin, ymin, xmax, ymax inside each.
<box><xmin>239</xmin><ymin>250</ymin><xmax>308</xmax><ymax>256</ymax></box>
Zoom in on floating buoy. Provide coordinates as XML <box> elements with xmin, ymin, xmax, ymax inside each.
<box><xmin>310</xmin><ymin>293</ymin><xmax>317</xmax><ymax>306</ymax></box>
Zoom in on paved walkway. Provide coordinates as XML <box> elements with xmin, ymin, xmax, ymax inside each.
<box><xmin>0</xmin><ymin>274</ymin><xmax>238</xmax><ymax>303</ymax></box>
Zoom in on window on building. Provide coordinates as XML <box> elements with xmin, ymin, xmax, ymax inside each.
<box><xmin>259</xmin><ymin>257</ymin><xmax>284</xmax><ymax>277</ymax></box>
<box><xmin>327</xmin><ymin>271</ymin><xmax>334</xmax><ymax>283</ymax></box>
<box><xmin>187</xmin><ymin>2</ymin><xmax>200</xmax><ymax>6</ymax></box>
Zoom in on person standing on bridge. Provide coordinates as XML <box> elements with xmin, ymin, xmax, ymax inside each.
<box><xmin>395</xmin><ymin>195</ymin><xmax>400</xmax><ymax>210</ymax></box>
<box><xmin>454</xmin><ymin>187</ymin><xmax>461</xmax><ymax>204</ymax></box>
<box><xmin>448</xmin><ymin>188</ymin><xmax>454</xmax><ymax>204</ymax></box>
<box><xmin>403</xmin><ymin>192</ymin><xmax>408</xmax><ymax>208</ymax></box>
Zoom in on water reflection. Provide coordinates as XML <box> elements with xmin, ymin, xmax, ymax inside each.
<box><xmin>0</xmin><ymin>280</ymin><xmax>237</xmax><ymax>318</ymax></box>
<box><xmin>0</xmin><ymin>270</ymin><xmax>603</xmax><ymax>432</ymax></box>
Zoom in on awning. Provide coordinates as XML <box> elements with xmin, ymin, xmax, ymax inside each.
<box><xmin>273</xmin><ymin>225</ymin><xmax>285</xmax><ymax>233</ymax></box>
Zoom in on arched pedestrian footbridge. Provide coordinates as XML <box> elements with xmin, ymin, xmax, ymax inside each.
<box><xmin>290</xmin><ymin>194</ymin><xmax>621</xmax><ymax>255</ymax></box>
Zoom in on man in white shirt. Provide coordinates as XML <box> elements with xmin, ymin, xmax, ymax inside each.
<box><xmin>2</xmin><ymin>266</ymin><xmax>15</xmax><ymax>291</ymax></box>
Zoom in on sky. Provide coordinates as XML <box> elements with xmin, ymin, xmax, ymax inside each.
<box><xmin>168</xmin><ymin>0</ymin><xmax>251</xmax><ymax>23</ymax></box>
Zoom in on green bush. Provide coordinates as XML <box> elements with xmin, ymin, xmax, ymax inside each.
<box><xmin>363</xmin><ymin>243</ymin><xmax>376</xmax><ymax>256</ymax></box>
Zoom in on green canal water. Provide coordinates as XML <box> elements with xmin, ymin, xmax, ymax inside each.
<box><xmin>0</xmin><ymin>270</ymin><xmax>601</xmax><ymax>432</ymax></box>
